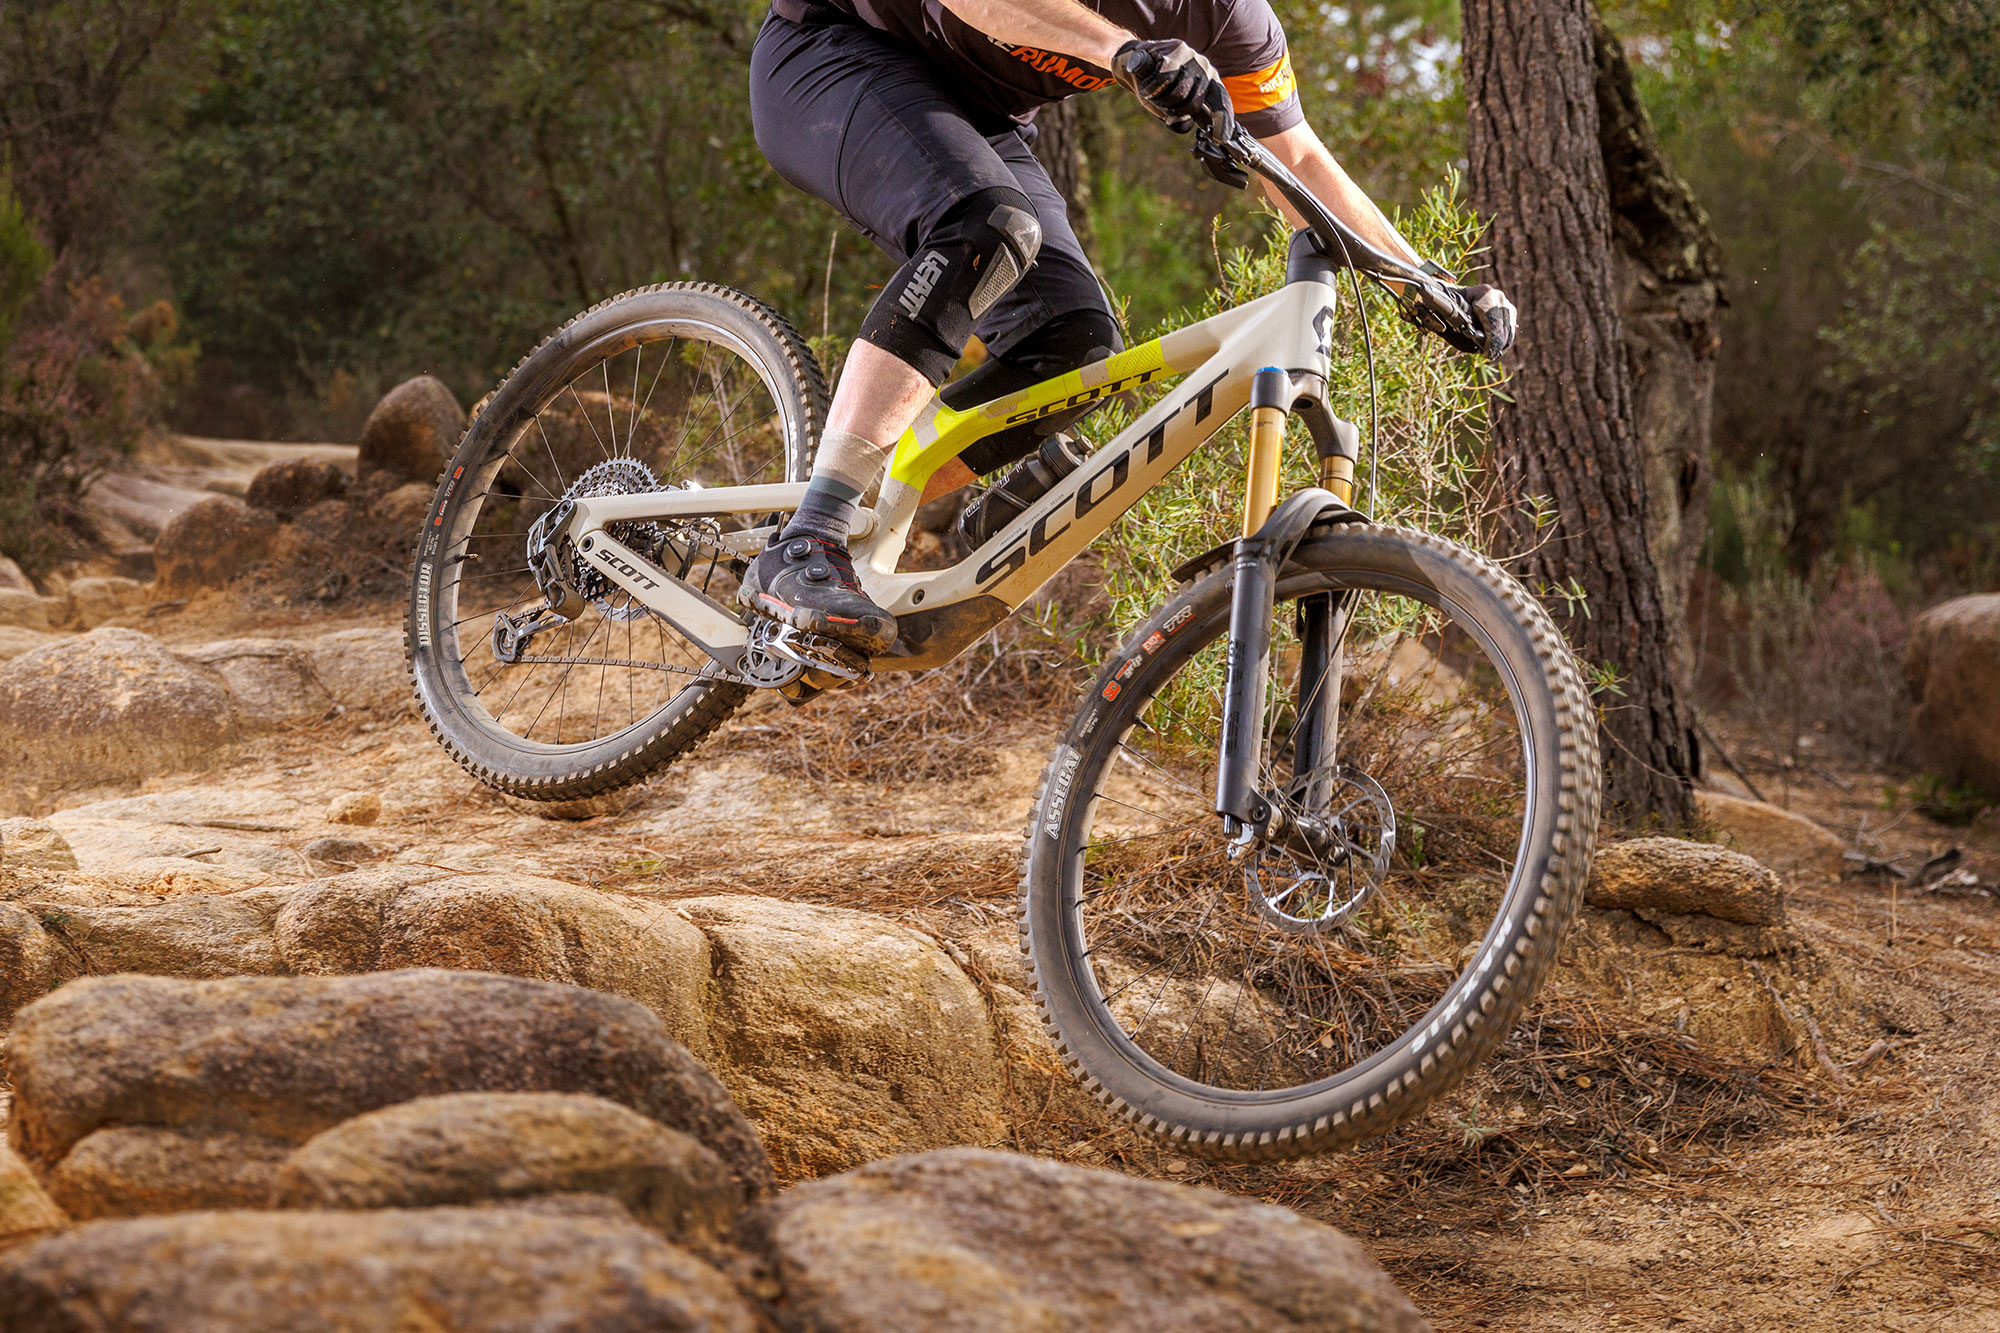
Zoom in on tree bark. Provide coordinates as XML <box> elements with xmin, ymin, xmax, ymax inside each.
<box><xmin>1463</xmin><ymin>0</ymin><xmax>1699</xmax><ymax>828</ymax></box>
<box><xmin>1592</xmin><ymin>9</ymin><xmax>1724</xmax><ymax>700</ymax></box>
<box><xmin>1029</xmin><ymin>97</ymin><xmax>1098</xmax><ymax>261</ymax></box>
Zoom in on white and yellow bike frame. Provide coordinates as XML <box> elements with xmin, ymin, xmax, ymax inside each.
<box><xmin>559</xmin><ymin>236</ymin><xmax>1356</xmax><ymax>676</ymax></box>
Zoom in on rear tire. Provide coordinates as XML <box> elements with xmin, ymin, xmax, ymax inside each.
<box><xmin>407</xmin><ymin>283</ymin><xmax>827</xmax><ymax>800</ymax></box>
<box><xmin>1022</xmin><ymin>523</ymin><xmax>1601</xmax><ymax>1159</ymax></box>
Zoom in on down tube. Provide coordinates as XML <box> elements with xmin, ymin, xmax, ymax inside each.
<box><xmin>972</xmin><ymin>359</ymin><xmax>1254</xmax><ymax>613</ymax></box>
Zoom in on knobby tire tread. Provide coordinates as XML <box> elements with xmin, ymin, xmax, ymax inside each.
<box><xmin>1019</xmin><ymin>523</ymin><xmax>1602</xmax><ymax>1160</ymax></box>
<box><xmin>406</xmin><ymin>283</ymin><xmax>828</xmax><ymax>801</ymax></box>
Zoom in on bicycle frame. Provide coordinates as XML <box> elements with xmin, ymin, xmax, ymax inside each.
<box><xmin>558</xmin><ymin>242</ymin><xmax>1345</xmax><ymax>674</ymax></box>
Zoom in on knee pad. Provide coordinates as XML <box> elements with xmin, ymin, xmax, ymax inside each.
<box><xmin>858</xmin><ymin>186</ymin><xmax>1042</xmax><ymax>385</ymax></box>
<box><xmin>949</xmin><ymin>309</ymin><xmax>1125</xmax><ymax>475</ymax></box>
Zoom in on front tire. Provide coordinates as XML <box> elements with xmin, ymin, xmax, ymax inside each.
<box><xmin>1023</xmin><ymin>524</ymin><xmax>1601</xmax><ymax>1159</ymax></box>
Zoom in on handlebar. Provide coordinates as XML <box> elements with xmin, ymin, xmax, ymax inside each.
<box><xmin>1195</xmin><ymin>123</ymin><xmax>1486</xmax><ymax>352</ymax></box>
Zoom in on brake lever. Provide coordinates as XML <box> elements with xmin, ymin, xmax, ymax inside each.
<box><xmin>1194</xmin><ymin>134</ymin><xmax>1249</xmax><ymax>190</ymax></box>
<box><xmin>1394</xmin><ymin>281</ymin><xmax>1485</xmax><ymax>355</ymax></box>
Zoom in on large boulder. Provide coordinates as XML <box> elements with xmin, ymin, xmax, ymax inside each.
<box><xmin>152</xmin><ymin>496</ymin><xmax>280</xmax><ymax>593</ymax></box>
<box><xmin>0</xmin><ymin>628</ymin><xmax>239</xmax><ymax>786</ymax></box>
<box><xmin>46</xmin><ymin>1127</ymin><xmax>294</xmax><ymax>1220</ymax></box>
<box><xmin>305</xmin><ymin>626</ymin><xmax>409</xmax><ymax>712</ymax></box>
<box><xmin>1696</xmin><ymin>791</ymin><xmax>1846</xmax><ymax>879</ymax></box>
<box><xmin>63</xmin><ymin>576</ymin><xmax>147</xmax><ymax>629</ymax></box>
<box><xmin>0</xmin><ymin>905</ymin><xmax>72</xmax><ymax>1028</ymax></box>
<box><xmin>749</xmin><ymin>1148</ymin><xmax>1431</xmax><ymax>1333</ymax></box>
<box><xmin>1907</xmin><ymin>593</ymin><xmax>2000</xmax><ymax>798</ymax></box>
<box><xmin>0</xmin><ymin>1207</ymin><xmax>762</xmax><ymax>1331</ymax></box>
<box><xmin>0</xmin><ymin>556</ymin><xmax>32</xmax><ymax>593</ymax></box>
<box><xmin>0</xmin><ymin>626</ymin><xmax>59</xmax><ymax>663</ymax></box>
<box><xmin>175</xmin><ymin>638</ymin><xmax>334</xmax><ymax>728</ymax></box>
<box><xmin>273</xmin><ymin>874</ymin><xmax>711</xmax><ymax>1051</ymax></box>
<box><xmin>359</xmin><ymin>376</ymin><xmax>465</xmax><ymax>482</ymax></box>
<box><xmin>0</xmin><ymin>588</ymin><xmax>54</xmax><ymax>630</ymax></box>
<box><xmin>679</xmin><ymin>896</ymin><xmax>1006</xmax><ymax>1177</ymax></box>
<box><xmin>374</xmin><ymin>480</ymin><xmax>436</xmax><ymax>531</ymax></box>
<box><xmin>0</xmin><ymin>819</ymin><xmax>79</xmax><ymax>873</ymax></box>
<box><xmin>245</xmin><ymin>457</ymin><xmax>349</xmax><ymax>519</ymax></box>
<box><xmin>4</xmin><ymin>969</ymin><xmax>774</xmax><ymax>1203</ymax></box>
<box><xmin>1586</xmin><ymin>837</ymin><xmax>1786</xmax><ymax>925</ymax></box>
<box><xmin>18</xmin><ymin>889</ymin><xmax>292</xmax><ymax>980</ymax></box>
<box><xmin>272</xmin><ymin>1092</ymin><xmax>743</xmax><ymax>1245</ymax></box>
<box><xmin>0</xmin><ymin>1143</ymin><xmax>65</xmax><ymax>1253</ymax></box>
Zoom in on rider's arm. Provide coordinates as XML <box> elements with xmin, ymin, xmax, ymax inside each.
<box><xmin>1255</xmin><ymin>121</ymin><xmax>1433</xmax><ymax>277</ymax></box>
<box><xmin>935</xmin><ymin>0</ymin><xmax>1132</xmax><ymax>67</ymax></box>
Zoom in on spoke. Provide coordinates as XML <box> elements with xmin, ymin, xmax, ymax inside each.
<box><xmin>601</xmin><ymin>361</ymin><xmax>619</xmax><ymax>456</ymax></box>
<box><xmin>569</xmin><ymin>384</ymin><xmax>612</xmax><ymax>461</ymax></box>
<box><xmin>536</xmin><ymin>417</ymin><xmax>569</xmax><ymax>494</ymax></box>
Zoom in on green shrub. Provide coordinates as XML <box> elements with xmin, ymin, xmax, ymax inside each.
<box><xmin>0</xmin><ymin>174</ymin><xmax>49</xmax><ymax>357</ymax></box>
<box><xmin>1089</xmin><ymin>177</ymin><xmax>1501</xmax><ymax>640</ymax></box>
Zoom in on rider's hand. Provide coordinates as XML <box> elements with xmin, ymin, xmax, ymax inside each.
<box><xmin>1464</xmin><ymin>284</ymin><xmax>1516</xmax><ymax>357</ymax></box>
<box><xmin>1113</xmin><ymin>39</ymin><xmax>1234</xmax><ymax>138</ymax></box>
<box><xmin>1408</xmin><ymin>280</ymin><xmax>1517</xmax><ymax>358</ymax></box>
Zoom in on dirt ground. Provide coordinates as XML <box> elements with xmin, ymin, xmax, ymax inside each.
<box><xmin>12</xmin><ymin>587</ymin><xmax>2000</xmax><ymax>1331</ymax></box>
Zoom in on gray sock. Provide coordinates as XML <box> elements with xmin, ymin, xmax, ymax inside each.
<box><xmin>780</xmin><ymin>428</ymin><xmax>887</xmax><ymax>546</ymax></box>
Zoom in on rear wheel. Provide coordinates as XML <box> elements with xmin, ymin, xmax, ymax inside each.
<box><xmin>407</xmin><ymin>283</ymin><xmax>827</xmax><ymax>800</ymax></box>
<box><xmin>1023</xmin><ymin>524</ymin><xmax>1600</xmax><ymax>1158</ymax></box>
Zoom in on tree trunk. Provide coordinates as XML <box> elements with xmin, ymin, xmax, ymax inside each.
<box><xmin>1029</xmin><ymin>97</ymin><xmax>1098</xmax><ymax>261</ymax></box>
<box><xmin>1463</xmin><ymin>0</ymin><xmax>1699</xmax><ymax>828</ymax></box>
<box><xmin>1592</xmin><ymin>9</ymin><xmax>1725</xmax><ymax>701</ymax></box>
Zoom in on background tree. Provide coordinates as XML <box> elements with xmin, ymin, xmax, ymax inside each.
<box><xmin>1462</xmin><ymin>0</ymin><xmax>1700</xmax><ymax>827</ymax></box>
<box><xmin>1591</xmin><ymin>7</ymin><xmax>1724</xmax><ymax>698</ymax></box>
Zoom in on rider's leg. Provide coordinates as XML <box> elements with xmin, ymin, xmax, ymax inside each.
<box><xmin>746</xmin><ymin>13</ymin><xmax>1074</xmax><ymax>650</ymax></box>
<box><xmin>779</xmin><ymin>183</ymin><xmax>1044</xmax><ymax>548</ymax></box>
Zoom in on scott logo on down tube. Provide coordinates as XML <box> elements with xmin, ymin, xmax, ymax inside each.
<box><xmin>976</xmin><ymin>370</ymin><xmax>1226</xmax><ymax>587</ymax></box>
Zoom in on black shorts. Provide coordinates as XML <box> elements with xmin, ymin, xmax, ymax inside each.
<box><xmin>749</xmin><ymin>11</ymin><xmax>1114</xmax><ymax>363</ymax></box>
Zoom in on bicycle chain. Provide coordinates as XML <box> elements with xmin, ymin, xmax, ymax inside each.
<box><xmin>508</xmin><ymin>652</ymin><xmax>746</xmax><ymax>684</ymax></box>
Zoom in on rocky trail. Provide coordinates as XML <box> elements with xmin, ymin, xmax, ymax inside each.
<box><xmin>2</xmin><ymin>417</ymin><xmax>1999</xmax><ymax>1329</ymax></box>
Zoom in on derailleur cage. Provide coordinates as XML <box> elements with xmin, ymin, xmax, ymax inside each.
<box><xmin>491</xmin><ymin>606</ymin><xmax>572</xmax><ymax>664</ymax></box>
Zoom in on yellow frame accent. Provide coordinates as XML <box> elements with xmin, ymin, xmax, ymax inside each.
<box><xmin>885</xmin><ymin>337</ymin><xmax>1171</xmax><ymax>490</ymax></box>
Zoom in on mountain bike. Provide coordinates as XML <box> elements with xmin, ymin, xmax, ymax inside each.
<box><xmin>406</xmin><ymin>123</ymin><xmax>1601</xmax><ymax>1160</ymax></box>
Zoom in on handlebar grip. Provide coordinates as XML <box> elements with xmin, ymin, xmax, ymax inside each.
<box><xmin>1405</xmin><ymin>283</ymin><xmax>1487</xmax><ymax>355</ymax></box>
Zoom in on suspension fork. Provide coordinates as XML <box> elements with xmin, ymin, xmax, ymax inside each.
<box><xmin>1216</xmin><ymin>367</ymin><xmax>1293</xmax><ymax>835</ymax></box>
<box><xmin>1293</xmin><ymin>413</ymin><xmax>1362</xmax><ymax>813</ymax></box>
<box><xmin>1216</xmin><ymin>369</ymin><xmax>1362</xmax><ymax>836</ymax></box>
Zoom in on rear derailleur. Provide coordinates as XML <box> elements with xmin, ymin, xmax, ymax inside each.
<box><xmin>492</xmin><ymin>498</ymin><xmax>587</xmax><ymax>664</ymax></box>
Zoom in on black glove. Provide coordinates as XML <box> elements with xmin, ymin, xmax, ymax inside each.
<box><xmin>1404</xmin><ymin>280</ymin><xmax>1517</xmax><ymax>358</ymax></box>
<box><xmin>1113</xmin><ymin>39</ymin><xmax>1234</xmax><ymax>138</ymax></box>
<box><xmin>1464</xmin><ymin>284</ymin><xmax>1516</xmax><ymax>357</ymax></box>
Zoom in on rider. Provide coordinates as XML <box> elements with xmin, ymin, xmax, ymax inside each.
<box><xmin>741</xmin><ymin>0</ymin><xmax>1515</xmax><ymax>655</ymax></box>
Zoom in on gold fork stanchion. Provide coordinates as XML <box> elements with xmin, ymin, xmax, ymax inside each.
<box><xmin>1243</xmin><ymin>367</ymin><xmax>1291</xmax><ymax>537</ymax></box>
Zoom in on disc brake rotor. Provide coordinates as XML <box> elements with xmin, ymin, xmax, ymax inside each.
<box><xmin>1245</xmin><ymin>767</ymin><xmax>1397</xmax><ymax>935</ymax></box>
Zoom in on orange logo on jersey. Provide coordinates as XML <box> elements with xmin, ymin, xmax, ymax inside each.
<box><xmin>1223</xmin><ymin>51</ymin><xmax>1297</xmax><ymax>113</ymax></box>
<box><xmin>999</xmin><ymin>43</ymin><xmax>1115</xmax><ymax>92</ymax></box>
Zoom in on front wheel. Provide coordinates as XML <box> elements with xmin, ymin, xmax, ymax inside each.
<box><xmin>1023</xmin><ymin>524</ymin><xmax>1601</xmax><ymax>1159</ymax></box>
